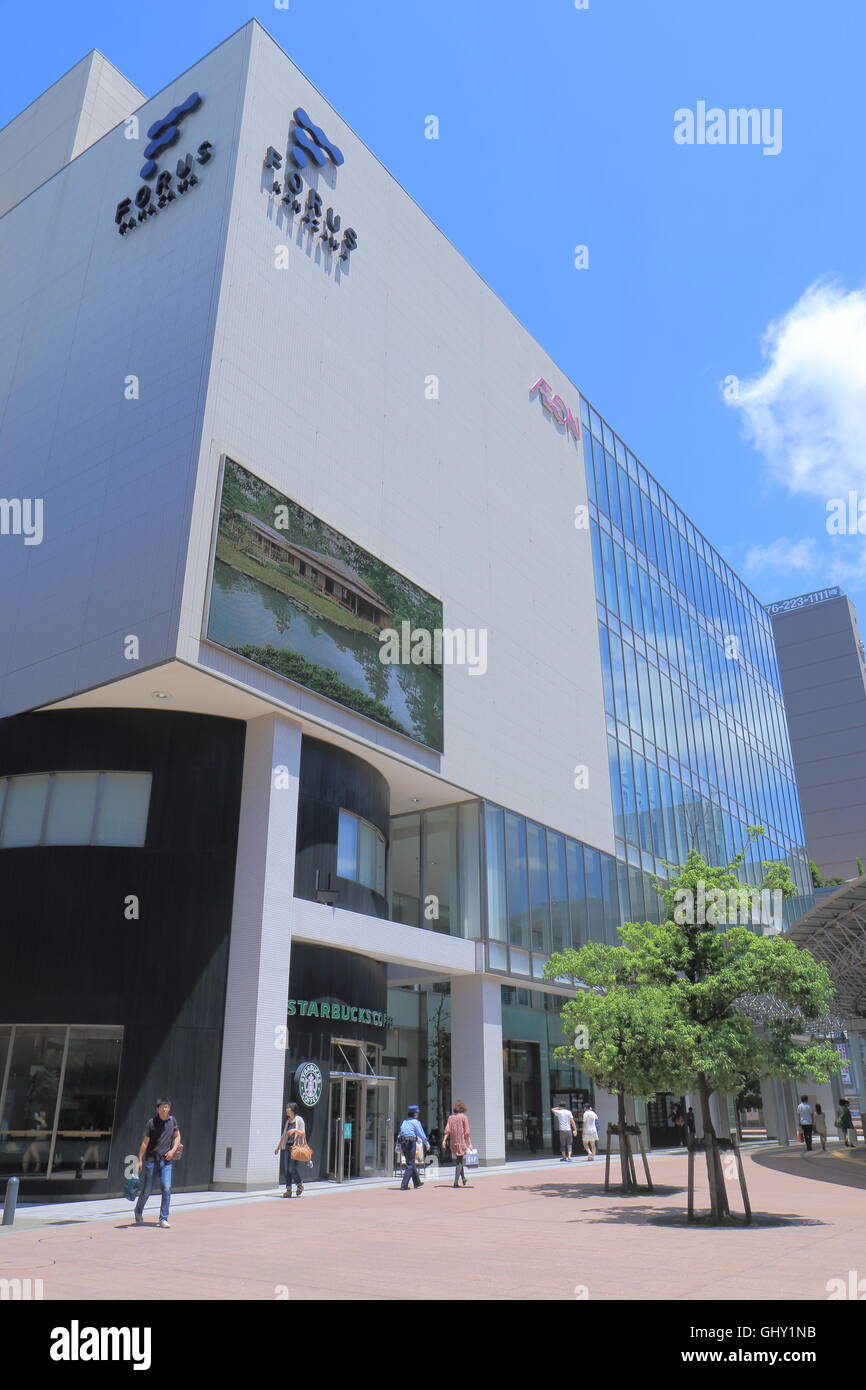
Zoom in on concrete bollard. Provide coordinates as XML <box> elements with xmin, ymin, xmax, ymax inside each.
<box><xmin>2</xmin><ymin>1176</ymin><xmax>20</xmax><ymax>1225</ymax></box>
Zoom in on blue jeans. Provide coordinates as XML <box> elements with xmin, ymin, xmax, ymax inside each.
<box><xmin>280</xmin><ymin>1150</ymin><xmax>303</xmax><ymax>1190</ymax></box>
<box><xmin>135</xmin><ymin>1157</ymin><xmax>172</xmax><ymax>1222</ymax></box>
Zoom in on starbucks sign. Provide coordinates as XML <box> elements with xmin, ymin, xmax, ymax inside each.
<box><xmin>294</xmin><ymin>1061</ymin><xmax>324</xmax><ymax>1107</ymax></box>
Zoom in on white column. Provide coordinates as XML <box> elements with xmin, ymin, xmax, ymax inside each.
<box><xmin>212</xmin><ymin>714</ymin><xmax>302</xmax><ymax>1188</ymax></box>
<box><xmin>450</xmin><ymin>975</ymin><xmax>505</xmax><ymax>1165</ymax></box>
<box><xmin>593</xmin><ymin>1086</ymin><xmax>620</xmax><ymax>1151</ymax></box>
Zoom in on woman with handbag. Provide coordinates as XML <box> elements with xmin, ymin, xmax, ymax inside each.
<box><xmin>275</xmin><ymin>1102</ymin><xmax>308</xmax><ymax>1197</ymax></box>
<box><xmin>443</xmin><ymin>1101</ymin><xmax>473</xmax><ymax>1188</ymax></box>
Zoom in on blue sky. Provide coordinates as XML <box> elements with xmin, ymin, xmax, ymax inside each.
<box><xmin>4</xmin><ymin>0</ymin><xmax>866</xmax><ymax>617</ymax></box>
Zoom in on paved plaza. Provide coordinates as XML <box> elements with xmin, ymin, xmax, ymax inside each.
<box><xmin>1</xmin><ymin>1145</ymin><xmax>864</xmax><ymax>1301</ymax></box>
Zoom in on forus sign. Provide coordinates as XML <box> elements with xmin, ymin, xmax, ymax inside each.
<box><xmin>263</xmin><ymin>107</ymin><xmax>358</xmax><ymax>263</ymax></box>
<box><xmin>114</xmin><ymin>92</ymin><xmax>214</xmax><ymax>235</ymax></box>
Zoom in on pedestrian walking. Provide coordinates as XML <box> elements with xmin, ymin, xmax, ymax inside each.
<box><xmin>134</xmin><ymin>1098</ymin><xmax>182</xmax><ymax>1228</ymax></box>
<box><xmin>686</xmin><ymin>1107</ymin><xmax>696</xmax><ymax>1141</ymax></box>
<box><xmin>837</xmin><ymin>1099</ymin><xmax>858</xmax><ymax>1147</ymax></box>
<box><xmin>813</xmin><ymin>1103</ymin><xmax>828</xmax><ymax>1152</ymax></box>
<box><xmin>672</xmin><ymin>1103</ymin><xmax>687</xmax><ymax>1148</ymax></box>
<box><xmin>275</xmin><ymin>1102</ymin><xmax>307</xmax><ymax>1197</ymax></box>
<box><xmin>551</xmin><ymin>1102</ymin><xmax>577</xmax><ymax>1161</ymax></box>
<box><xmin>581</xmin><ymin>1103</ymin><xmax>599</xmax><ymax>1160</ymax></box>
<box><xmin>398</xmin><ymin>1105</ymin><xmax>428</xmax><ymax>1190</ymax></box>
<box><xmin>796</xmin><ymin>1095</ymin><xmax>813</xmax><ymax>1152</ymax></box>
<box><xmin>442</xmin><ymin>1101</ymin><xmax>473</xmax><ymax>1187</ymax></box>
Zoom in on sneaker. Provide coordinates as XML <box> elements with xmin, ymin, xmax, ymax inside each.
<box><xmin>295</xmin><ymin>1185</ymin><xmax>304</xmax><ymax>1196</ymax></box>
<box><xmin>159</xmin><ymin>1219</ymin><xmax>171</xmax><ymax>1228</ymax></box>
<box><xmin>282</xmin><ymin>1189</ymin><xmax>292</xmax><ymax>1198</ymax></box>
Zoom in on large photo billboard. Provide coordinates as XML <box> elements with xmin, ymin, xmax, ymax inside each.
<box><xmin>205</xmin><ymin>461</ymin><xmax>444</xmax><ymax>750</ymax></box>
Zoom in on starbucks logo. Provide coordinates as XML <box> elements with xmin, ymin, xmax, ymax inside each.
<box><xmin>295</xmin><ymin>1062</ymin><xmax>323</xmax><ymax>1107</ymax></box>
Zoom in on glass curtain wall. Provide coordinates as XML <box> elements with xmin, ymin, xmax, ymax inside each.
<box><xmin>0</xmin><ymin>1025</ymin><xmax>123</xmax><ymax>1178</ymax></box>
<box><xmin>391</xmin><ymin>798</ymin><xmax>665</xmax><ymax>964</ymax></box>
<box><xmin>582</xmin><ymin>395</ymin><xmax>813</xmax><ymax>925</ymax></box>
<box><xmin>481</xmin><ymin>801</ymin><xmax>662</xmax><ymax>977</ymax></box>
<box><xmin>389</xmin><ymin>801</ymin><xmax>482</xmax><ymax>937</ymax></box>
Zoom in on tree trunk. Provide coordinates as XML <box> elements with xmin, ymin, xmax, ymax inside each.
<box><xmin>698</xmin><ymin>1074</ymin><xmax>730</xmax><ymax>1222</ymax></box>
<box><xmin>617</xmin><ymin>1091</ymin><xmax>636</xmax><ymax>1192</ymax></box>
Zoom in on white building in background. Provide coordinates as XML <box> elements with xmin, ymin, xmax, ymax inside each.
<box><xmin>0</xmin><ymin>22</ymin><xmax>814</xmax><ymax>1195</ymax></box>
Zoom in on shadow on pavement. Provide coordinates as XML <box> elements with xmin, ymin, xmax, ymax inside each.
<box><xmin>504</xmin><ymin>1182</ymin><xmax>826</xmax><ymax>1229</ymax></box>
<box><xmin>507</xmin><ymin>1182</ymin><xmax>686</xmax><ymax>1200</ymax></box>
<box><xmin>750</xmin><ymin>1147</ymin><xmax>866</xmax><ymax>1191</ymax></box>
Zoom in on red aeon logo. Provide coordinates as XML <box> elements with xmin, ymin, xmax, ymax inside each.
<box><xmin>531</xmin><ymin>378</ymin><xmax>580</xmax><ymax>441</ymax></box>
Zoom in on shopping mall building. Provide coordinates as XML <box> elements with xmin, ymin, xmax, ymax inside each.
<box><xmin>0</xmin><ymin>22</ymin><xmax>819</xmax><ymax>1195</ymax></box>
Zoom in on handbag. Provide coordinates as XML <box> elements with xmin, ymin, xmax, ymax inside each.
<box><xmin>465</xmin><ymin>1146</ymin><xmax>479</xmax><ymax>1168</ymax></box>
<box><xmin>291</xmin><ymin>1138</ymin><xmax>313</xmax><ymax>1162</ymax></box>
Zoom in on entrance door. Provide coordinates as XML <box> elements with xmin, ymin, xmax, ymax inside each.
<box><xmin>327</xmin><ymin>1075</ymin><xmax>395</xmax><ymax>1181</ymax></box>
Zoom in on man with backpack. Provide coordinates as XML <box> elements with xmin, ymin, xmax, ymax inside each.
<box><xmin>134</xmin><ymin>1098</ymin><xmax>182</xmax><ymax>1227</ymax></box>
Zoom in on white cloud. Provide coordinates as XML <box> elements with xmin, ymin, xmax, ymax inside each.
<box><xmin>743</xmin><ymin>537</ymin><xmax>818</xmax><ymax>576</ymax></box>
<box><xmin>726</xmin><ymin>280</ymin><xmax>866</xmax><ymax>499</ymax></box>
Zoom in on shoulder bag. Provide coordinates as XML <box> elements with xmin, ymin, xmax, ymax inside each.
<box><xmin>291</xmin><ymin>1129</ymin><xmax>313</xmax><ymax>1163</ymax></box>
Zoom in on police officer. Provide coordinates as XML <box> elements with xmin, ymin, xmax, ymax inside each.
<box><xmin>398</xmin><ymin>1105</ymin><xmax>428</xmax><ymax>1190</ymax></box>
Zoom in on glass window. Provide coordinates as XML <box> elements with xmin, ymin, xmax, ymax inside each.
<box><xmin>94</xmin><ymin>773</ymin><xmax>152</xmax><ymax>848</ymax></box>
<box><xmin>599</xmin><ymin>529</ymin><xmax>617</xmax><ymax>613</ymax></box>
<box><xmin>337</xmin><ymin>810</ymin><xmax>359</xmax><ymax>879</ymax></box>
<box><xmin>44</xmin><ymin>773</ymin><xmax>100</xmax><ymax>846</ymax></box>
<box><xmin>0</xmin><ymin>1025</ymin><xmax>123</xmax><ymax>1179</ymax></box>
<box><xmin>608</xmin><ymin>738</ymin><xmax>625</xmax><ymax>839</ymax></box>
<box><xmin>584</xmin><ymin>846</ymin><xmax>605</xmax><ymax>941</ymax></box>
<box><xmin>458</xmin><ymin>802</ymin><xmax>482</xmax><ymax>939</ymax></box>
<box><xmin>389</xmin><ymin>813</ymin><xmax>421</xmax><ymax>926</ymax></box>
<box><xmin>605</xmin><ymin>451</ymin><xmax>622</xmax><ymax>531</ymax></box>
<box><xmin>619</xmin><ymin>744</ymin><xmax>638</xmax><ymax>846</ymax></box>
<box><xmin>546</xmin><ymin>831</ymin><xmax>568</xmax><ymax>954</ymax></box>
<box><xmin>618</xmin><ymin>464</ymin><xmax>635</xmax><ymax>544</ymax></box>
<box><xmin>422</xmin><ymin>806</ymin><xmax>457</xmax><ymax>934</ymax></box>
<box><xmin>504</xmin><ymin>812</ymin><xmax>530</xmax><ymax>948</ymax></box>
<box><xmin>509</xmin><ymin>948</ymin><xmax>530</xmax><ymax>976</ymax></box>
<box><xmin>526</xmin><ymin>821</ymin><xmax>550</xmax><ymax>953</ymax></box>
<box><xmin>591</xmin><ymin>435</ymin><xmax>610</xmax><ymax>516</ymax></box>
<box><xmin>600</xmin><ymin>853</ymin><xmax>621</xmax><ymax>943</ymax></box>
<box><xmin>566</xmin><ymin>840</ymin><xmax>587</xmax><ymax>948</ymax></box>
<box><xmin>484</xmin><ymin>804</ymin><xmax>507</xmax><ymax>941</ymax></box>
<box><xmin>337</xmin><ymin>810</ymin><xmax>386</xmax><ymax>896</ymax></box>
<box><xmin>488</xmin><ymin>942</ymin><xmax>509</xmax><ymax>970</ymax></box>
<box><xmin>0</xmin><ymin>774</ymin><xmax>50</xmax><ymax>847</ymax></box>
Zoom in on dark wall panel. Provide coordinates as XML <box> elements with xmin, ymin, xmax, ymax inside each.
<box><xmin>0</xmin><ymin>709</ymin><xmax>245</xmax><ymax>1197</ymax></box>
<box><xmin>294</xmin><ymin>736</ymin><xmax>390</xmax><ymax>918</ymax></box>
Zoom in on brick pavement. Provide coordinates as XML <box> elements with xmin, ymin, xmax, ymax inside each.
<box><xmin>0</xmin><ymin>1148</ymin><xmax>863</xmax><ymax>1301</ymax></box>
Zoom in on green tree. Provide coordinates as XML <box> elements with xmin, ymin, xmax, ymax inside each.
<box><xmin>543</xmin><ymin>944</ymin><xmax>686</xmax><ymax>1192</ymax></box>
<box><xmin>549</xmin><ymin>830</ymin><xmax>840</xmax><ymax>1223</ymax></box>
<box><xmin>809</xmin><ymin>858</ymin><xmax>845</xmax><ymax>888</ymax></box>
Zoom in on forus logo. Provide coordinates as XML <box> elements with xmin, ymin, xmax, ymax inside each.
<box><xmin>288</xmin><ymin>108</ymin><xmax>344</xmax><ymax>170</ymax></box>
<box><xmin>264</xmin><ymin>107</ymin><xmax>357</xmax><ymax>264</ymax></box>
<box><xmin>115</xmin><ymin>91</ymin><xmax>214</xmax><ymax>236</ymax></box>
<box><xmin>140</xmin><ymin>91</ymin><xmax>202</xmax><ymax>177</ymax></box>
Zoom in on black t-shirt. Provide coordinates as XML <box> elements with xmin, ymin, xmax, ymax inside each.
<box><xmin>143</xmin><ymin>1114</ymin><xmax>178</xmax><ymax>1158</ymax></box>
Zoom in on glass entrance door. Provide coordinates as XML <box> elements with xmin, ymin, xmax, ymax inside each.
<box><xmin>327</xmin><ymin>1074</ymin><xmax>395</xmax><ymax>1181</ymax></box>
